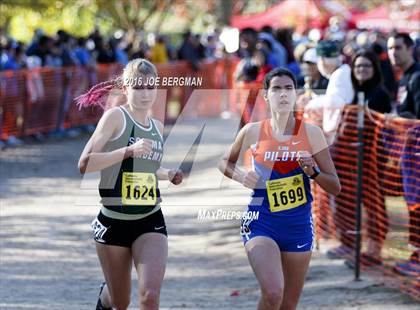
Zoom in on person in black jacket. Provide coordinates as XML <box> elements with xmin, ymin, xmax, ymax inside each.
<box><xmin>351</xmin><ymin>49</ymin><xmax>391</xmax><ymax>113</ymax></box>
<box><xmin>371</xmin><ymin>42</ymin><xmax>397</xmax><ymax>98</ymax></box>
<box><xmin>388</xmin><ymin>33</ymin><xmax>420</xmax><ymax>119</ymax></box>
<box><xmin>178</xmin><ymin>31</ymin><xmax>200</xmax><ymax>71</ymax></box>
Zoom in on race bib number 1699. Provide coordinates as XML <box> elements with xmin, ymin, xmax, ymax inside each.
<box><xmin>266</xmin><ymin>174</ymin><xmax>307</xmax><ymax>212</ymax></box>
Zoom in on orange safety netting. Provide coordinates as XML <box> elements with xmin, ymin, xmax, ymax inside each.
<box><xmin>0</xmin><ymin>59</ymin><xmax>238</xmax><ymax>139</ymax></box>
<box><xmin>321</xmin><ymin>106</ymin><xmax>420</xmax><ymax>300</ymax></box>
<box><xmin>0</xmin><ymin>66</ymin><xmax>114</xmax><ymax>138</ymax></box>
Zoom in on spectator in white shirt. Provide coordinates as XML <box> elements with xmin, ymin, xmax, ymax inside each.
<box><xmin>304</xmin><ymin>40</ymin><xmax>354</xmax><ymax>144</ymax></box>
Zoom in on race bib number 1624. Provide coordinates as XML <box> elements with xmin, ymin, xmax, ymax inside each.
<box><xmin>121</xmin><ymin>172</ymin><xmax>157</xmax><ymax>206</ymax></box>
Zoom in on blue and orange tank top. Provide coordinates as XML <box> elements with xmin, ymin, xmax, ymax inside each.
<box><xmin>249</xmin><ymin>118</ymin><xmax>313</xmax><ymax>217</ymax></box>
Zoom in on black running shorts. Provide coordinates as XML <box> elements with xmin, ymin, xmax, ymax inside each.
<box><xmin>91</xmin><ymin>209</ymin><xmax>167</xmax><ymax>248</ymax></box>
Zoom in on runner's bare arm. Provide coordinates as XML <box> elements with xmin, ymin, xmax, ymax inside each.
<box><xmin>78</xmin><ymin>108</ymin><xmax>125</xmax><ymax>173</ymax></box>
<box><xmin>303</xmin><ymin>124</ymin><xmax>341</xmax><ymax>196</ymax></box>
<box><xmin>153</xmin><ymin>119</ymin><xmax>169</xmax><ymax>179</ymax></box>
<box><xmin>78</xmin><ymin>108</ymin><xmax>152</xmax><ymax>174</ymax></box>
<box><xmin>219</xmin><ymin>123</ymin><xmax>260</xmax><ymax>189</ymax></box>
<box><xmin>153</xmin><ymin>119</ymin><xmax>168</xmax><ymax>179</ymax></box>
<box><xmin>153</xmin><ymin>119</ymin><xmax>183</xmax><ymax>185</ymax></box>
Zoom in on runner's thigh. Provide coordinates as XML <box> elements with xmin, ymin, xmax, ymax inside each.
<box><xmin>245</xmin><ymin>236</ymin><xmax>284</xmax><ymax>292</ymax></box>
<box><xmin>281</xmin><ymin>251</ymin><xmax>311</xmax><ymax>307</ymax></box>
<box><xmin>132</xmin><ymin>232</ymin><xmax>168</xmax><ymax>292</ymax></box>
<box><xmin>96</xmin><ymin>243</ymin><xmax>132</xmax><ymax>305</ymax></box>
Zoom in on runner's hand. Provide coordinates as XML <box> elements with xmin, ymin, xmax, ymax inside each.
<box><xmin>127</xmin><ymin>138</ymin><xmax>153</xmax><ymax>157</ymax></box>
<box><xmin>241</xmin><ymin>171</ymin><xmax>260</xmax><ymax>189</ymax></box>
<box><xmin>297</xmin><ymin>151</ymin><xmax>317</xmax><ymax>176</ymax></box>
<box><xmin>169</xmin><ymin>169</ymin><xmax>183</xmax><ymax>185</ymax></box>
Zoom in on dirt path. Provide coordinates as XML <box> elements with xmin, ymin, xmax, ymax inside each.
<box><xmin>1</xmin><ymin>118</ymin><xmax>418</xmax><ymax>309</ymax></box>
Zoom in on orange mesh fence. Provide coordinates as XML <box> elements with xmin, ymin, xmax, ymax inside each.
<box><xmin>0</xmin><ymin>67</ymin><xmax>103</xmax><ymax>138</ymax></box>
<box><xmin>316</xmin><ymin>106</ymin><xmax>420</xmax><ymax>300</ymax></box>
<box><xmin>0</xmin><ymin>59</ymin><xmax>238</xmax><ymax>138</ymax></box>
<box><xmin>190</xmin><ymin>60</ymin><xmax>223</xmax><ymax>117</ymax></box>
<box><xmin>23</xmin><ymin>68</ymin><xmax>62</xmax><ymax>135</ymax></box>
<box><xmin>155</xmin><ymin>61</ymin><xmax>188</xmax><ymax>122</ymax></box>
<box><xmin>157</xmin><ymin>60</ymin><xmax>236</xmax><ymax>121</ymax></box>
<box><xmin>234</xmin><ymin>81</ymin><xmax>419</xmax><ymax>299</ymax></box>
<box><xmin>0</xmin><ymin>70</ymin><xmax>26</xmax><ymax>139</ymax></box>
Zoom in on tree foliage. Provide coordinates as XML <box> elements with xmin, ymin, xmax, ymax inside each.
<box><xmin>2</xmin><ymin>0</ymin><xmax>228</xmax><ymax>42</ymax></box>
<box><xmin>1</xmin><ymin>0</ymin><xmax>403</xmax><ymax>43</ymax></box>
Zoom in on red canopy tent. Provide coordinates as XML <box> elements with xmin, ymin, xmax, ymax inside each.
<box><xmin>353</xmin><ymin>3</ymin><xmax>420</xmax><ymax>33</ymax></box>
<box><xmin>230</xmin><ymin>0</ymin><xmax>330</xmax><ymax>33</ymax></box>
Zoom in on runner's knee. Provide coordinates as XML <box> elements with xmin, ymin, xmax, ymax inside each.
<box><xmin>109</xmin><ymin>291</ymin><xmax>130</xmax><ymax>310</ymax></box>
<box><xmin>261</xmin><ymin>286</ymin><xmax>283</xmax><ymax>307</ymax></box>
<box><xmin>280</xmin><ymin>298</ymin><xmax>299</xmax><ymax>310</ymax></box>
<box><xmin>140</xmin><ymin>287</ymin><xmax>160</xmax><ymax>309</ymax></box>
<box><xmin>111</xmin><ymin>295</ymin><xmax>130</xmax><ymax>310</ymax></box>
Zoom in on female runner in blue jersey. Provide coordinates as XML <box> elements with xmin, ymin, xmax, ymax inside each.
<box><xmin>78</xmin><ymin>59</ymin><xmax>182</xmax><ymax>310</ymax></box>
<box><xmin>219</xmin><ymin>68</ymin><xmax>341</xmax><ymax>310</ymax></box>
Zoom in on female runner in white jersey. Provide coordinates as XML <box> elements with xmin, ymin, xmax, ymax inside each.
<box><xmin>78</xmin><ymin>59</ymin><xmax>182</xmax><ymax>310</ymax></box>
<box><xmin>219</xmin><ymin>68</ymin><xmax>341</xmax><ymax>310</ymax></box>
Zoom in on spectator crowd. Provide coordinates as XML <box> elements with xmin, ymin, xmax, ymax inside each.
<box><xmin>0</xmin><ymin>27</ymin><xmax>225</xmax><ymax>72</ymax></box>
